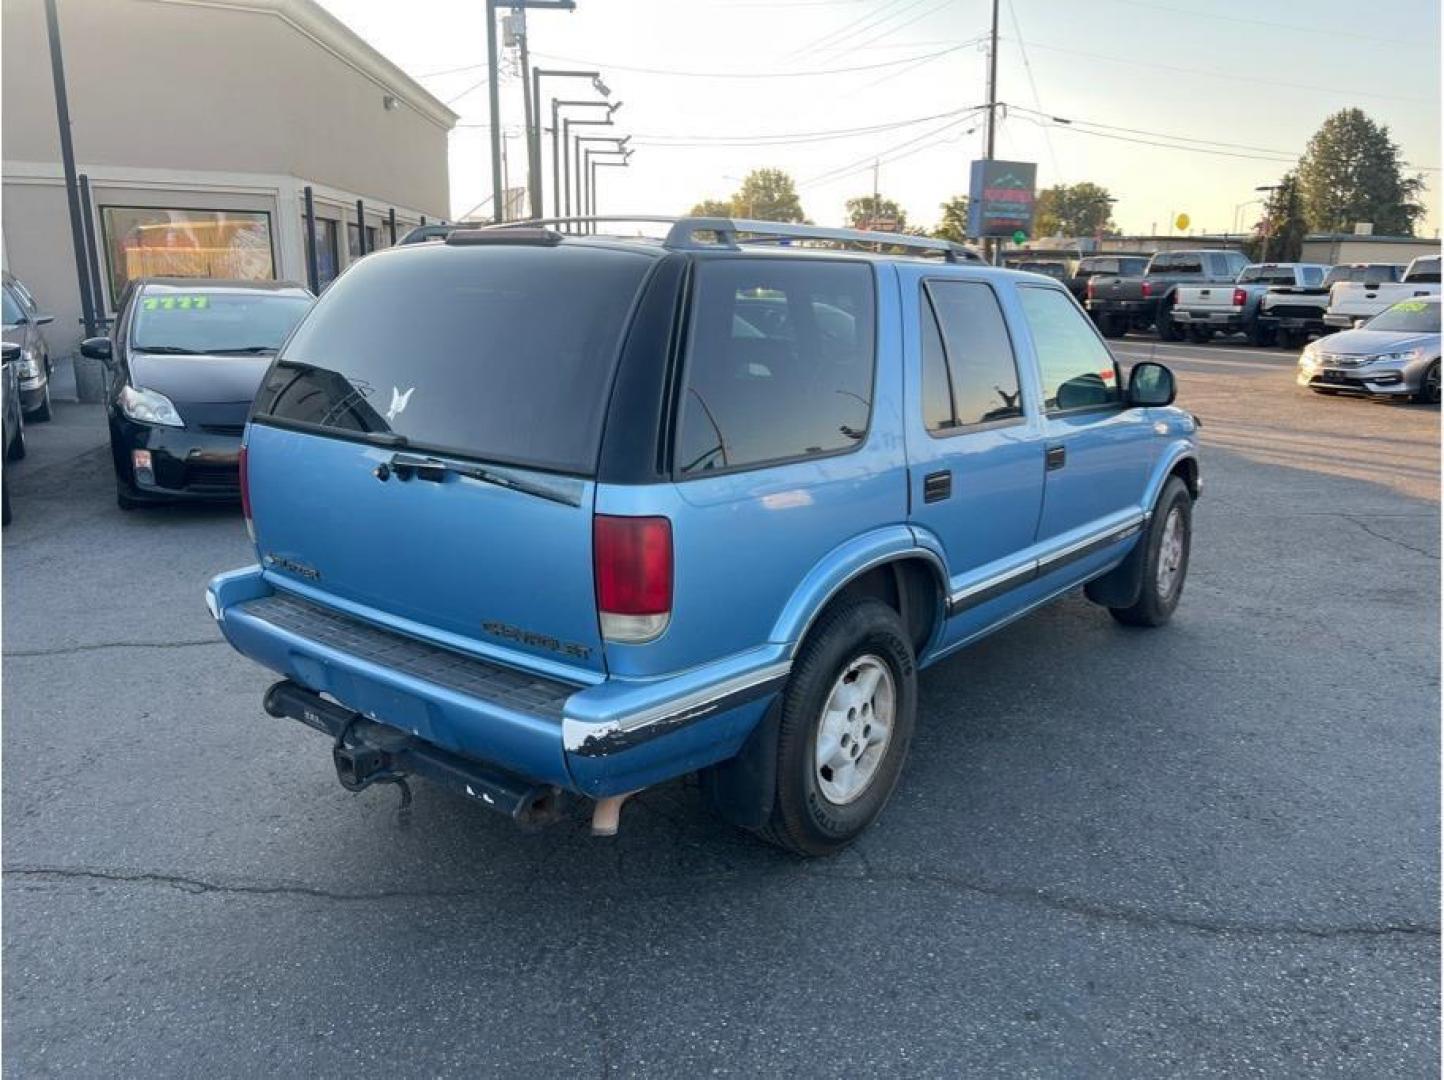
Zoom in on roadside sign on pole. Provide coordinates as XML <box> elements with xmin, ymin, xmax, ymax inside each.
<box><xmin>966</xmin><ymin>160</ymin><xmax>1037</xmax><ymax>238</ymax></box>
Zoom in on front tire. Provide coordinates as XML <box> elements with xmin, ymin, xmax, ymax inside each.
<box><xmin>6</xmin><ymin>419</ymin><xmax>25</xmax><ymax>462</ymax></box>
<box><xmin>1110</xmin><ymin>476</ymin><xmax>1192</xmax><ymax>628</ymax></box>
<box><xmin>758</xmin><ymin>599</ymin><xmax>916</xmax><ymax>857</ymax></box>
<box><xmin>1412</xmin><ymin>360</ymin><xmax>1440</xmax><ymax>405</ymax></box>
<box><xmin>27</xmin><ymin>382</ymin><xmax>52</xmax><ymax>422</ymax></box>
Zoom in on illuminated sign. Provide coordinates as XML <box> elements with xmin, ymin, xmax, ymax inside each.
<box><xmin>967</xmin><ymin>160</ymin><xmax>1037</xmax><ymax>238</ymax></box>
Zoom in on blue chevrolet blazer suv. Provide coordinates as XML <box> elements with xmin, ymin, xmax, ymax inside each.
<box><xmin>207</xmin><ymin>217</ymin><xmax>1200</xmax><ymax>856</ymax></box>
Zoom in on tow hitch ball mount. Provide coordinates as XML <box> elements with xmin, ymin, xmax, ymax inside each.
<box><xmin>262</xmin><ymin>679</ymin><xmax>563</xmax><ymax>827</ymax></box>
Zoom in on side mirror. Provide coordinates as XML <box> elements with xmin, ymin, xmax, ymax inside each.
<box><xmin>1</xmin><ymin>342</ymin><xmax>20</xmax><ymax>363</ymax></box>
<box><xmin>80</xmin><ymin>336</ymin><xmax>113</xmax><ymax>362</ymax></box>
<box><xmin>1128</xmin><ymin>361</ymin><xmax>1175</xmax><ymax>407</ymax></box>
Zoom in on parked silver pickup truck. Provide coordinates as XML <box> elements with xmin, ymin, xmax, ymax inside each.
<box><xmin>1325</xmin><ymin>255</ymin><xmax>1441</xmax><ymax>329</ymax></box>
<box><xmin>1172</xmin><ymin>263</ymin><xmax>1328</xmax><ymax>345</ymax></box>
<box><xmin>1256</xmin><ymin>264</ymin><xmax>1401</xmax><ymax>347</ymax></box>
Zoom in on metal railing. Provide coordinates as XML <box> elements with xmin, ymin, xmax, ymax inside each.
<box><xmin>485</xmin><ymin>215</ymin><xmax>982</xmax><ymax>262</ymax></box>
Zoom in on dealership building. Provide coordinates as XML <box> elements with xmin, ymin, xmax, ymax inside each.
<box><xmin>2</xmin><ymin>0</ymin><xmax>457</xmax><ymax>359</ymax></box>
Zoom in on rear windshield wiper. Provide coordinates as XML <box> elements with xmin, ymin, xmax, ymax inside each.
<box><xmin>387</xmin><ymin>452</ymin><xmax>582</xmax><ymax>507</ymax></box>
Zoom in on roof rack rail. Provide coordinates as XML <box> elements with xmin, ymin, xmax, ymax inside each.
<box><xmin>486</xmin><ymin>216</ymin><xmax>983</xmax><ymax>263</ymax></box>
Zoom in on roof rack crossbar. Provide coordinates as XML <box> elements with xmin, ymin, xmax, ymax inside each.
<box><xmin>486</xmin><ymin>216</ymin><xmax>982</xmax><ymax>262</ymax></box>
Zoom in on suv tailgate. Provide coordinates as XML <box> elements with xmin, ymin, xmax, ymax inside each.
<box><xmin>245</xmin><ymin>240</ymin><xmax>659</xmax><ymax>676</ymax></box>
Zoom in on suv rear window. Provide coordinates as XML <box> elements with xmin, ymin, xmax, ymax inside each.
<box><xmin>254</xmin><ymin>243</ymin><xmax>653</xmax><ymax>474</ymax></box>
<box><xmin>675</xmin><ymin>259</ymin><xmax>875</xmax><ymax>477</ymax></box>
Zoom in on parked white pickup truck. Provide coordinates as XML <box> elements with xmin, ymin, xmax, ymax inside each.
<box><xmin>1326</xmin><ymin>255</ymin><xmax>1441</xmax><ymax>329</ymax></box>
<box><xmin>1173</xmin><ymin>263</ymin><xmax>1328</xmax><ymax>345</ymax></box>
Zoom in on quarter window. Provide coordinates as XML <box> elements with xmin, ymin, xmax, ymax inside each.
<box><xmin>1017</xmin><ymin>286</ymin><xmax>1122</xmax><ymax>412</ymax></box>
<box><xmin>100</xmin><ymin>207</ymin><xmax>275</xmax><ymax>308</ymax></box>
<box><xmin>921</xmin><ymin>280</ymin><xmax>1023</xmax><ymax>433</ymax></box>
<box><xmin>675</xmin><ymin>259</ymin><xmax>875</xmax><ymax>476</ymax></box>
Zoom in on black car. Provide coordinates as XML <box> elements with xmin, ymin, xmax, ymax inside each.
<box><xmin>2</xmin><ymin>340</ymin><xmax>25</xmax><ymax>526</ymax></box>
<box><xmin>80</xmin><ymin>279</ymin><xmax>313</xmax><ymax>510</ymax></box>
<box><xmin>1068</xmin><ymin>255</ymin><xmax>1150</xmax><ymax>302</ymax></box>
<box><xmin>3</xmin><ymin>271</ymin><xmax>56</xmax><ymax>421</ymax></box>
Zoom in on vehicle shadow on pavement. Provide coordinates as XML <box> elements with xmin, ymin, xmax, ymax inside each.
<box><xmin>3</xmin><ymin>419</ymin><xmax>1439</xmax><ymax>1074</ymax></box>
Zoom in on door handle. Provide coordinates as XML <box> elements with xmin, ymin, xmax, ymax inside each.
<box><xmin>922</xmin><ymin>470</ymin><xmax>951</xmax><ymax>503</ymax></box>
<box><xmin>1045</xmin><ymin>444</ymin><xmax>1067</xmax><ymax>471</ymax></box>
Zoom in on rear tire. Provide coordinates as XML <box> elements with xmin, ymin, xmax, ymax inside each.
<box><xmin>1186</xmin><ymin>326</ymin><xmax>1214</xmax><ymax>344</ymax></box>
<box><xmin>1098</xmin><ymin>313</ymin><xmax>1127</xmax><ymax>339</ymax></box>
<box><xmin>1109</xmin><ymin>476</ymin><xmax>1191</xmax><ymax>628</ymax></box>
<box><xmin>1156</xmin><ymin>302</ymin><xmax>1183</xmax><ymax>342</ymax></box>
<box><xmin>1248</xmin><ymin>321</ymin><xmax>1276</xmax><ymax>347</ymax></box>
<box><xmin>757</xmin><ymin>598</ymin><xmax>916</xmax><ymax>857</ymax></box>
<box><xmin>1280</xmin><ymin>328</ymin><xmax>1307</xmax><ymax>350</ymax></box>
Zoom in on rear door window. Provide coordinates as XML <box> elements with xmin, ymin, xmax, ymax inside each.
<box><xmin>921</xmin><ymin>280</ymin><xmax>1023</xmax><ymax>433</ymax></box>
<box><xmin>675</xmin><ymin>258</ymin><xmax>875</xmax><ymax>476</ymax></box>
<box><xmin>255</xmin><ymin>243</ymin><xmax>654</xmax><ymax>475</ymax></box>
<box><xmin>1017</xmin><ymin>286</ymin><xmax>1122</xmax><ymax>413</ymax></box>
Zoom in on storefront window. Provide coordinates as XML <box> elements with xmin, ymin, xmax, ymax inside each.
<box><xmin>347</xmin><ymin>222</ymin><xmax>381</xmax><ymax>260</ymax></box>
<box><xmin>315</xmin><ymin>218</ymin><xmax>340</xmax><ymax>290</ymax></box>
<box><xmin>100</xmin><ymin>207</ymin><xmax>275</xmax><ymax>308</ymax></box>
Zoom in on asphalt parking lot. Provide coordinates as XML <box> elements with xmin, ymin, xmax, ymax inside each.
<box><xmin>3</xmin><ymin>339</ymin><xmax>1438</xmax><ymax>1076</ymax></box>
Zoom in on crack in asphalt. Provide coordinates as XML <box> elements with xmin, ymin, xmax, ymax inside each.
<box><xmin>3</xmin><ymin>638</ymin><xmax>225</xmax><ymax>658</ymax></box>
<box><xmin>7</xmin><ymin>864</ymin><xmax>1438</xmax><ymax>943</ymax></box>
<box><xmin>1343</xmin><ymin>515</ymin><xmax>1440</xmax><ymax>561</ymax></box>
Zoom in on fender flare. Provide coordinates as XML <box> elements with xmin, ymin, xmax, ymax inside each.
<box><xmin>770</xmin><ymin>525</ymin><xmax>948</xmax><ymax>652</ymax></box>
<box><xmin>1144</xmin><ymin>440</ymin><xmax>1199</xmax><ymax>508</ymax></box>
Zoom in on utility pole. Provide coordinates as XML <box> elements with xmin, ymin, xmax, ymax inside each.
<box><xmin>870</xmin><ymin>159</ymin><xmax>879</xmax><ymax>230</ymax></box>
<box><xmin>486</xmin><ymin>1</ymin><xmax>502</xmax><ymax>223</ymax></box>
<box><xmin>43</xmin><ymin>0</ymin><xmax>97</xmax><ymax>337</ymax></box>
<box><xmin>983</xmin><ymin>0</ymin><xmax>1000</xmax><ymax>263</ymax></box>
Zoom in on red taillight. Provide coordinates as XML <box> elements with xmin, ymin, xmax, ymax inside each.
<box><xmin>238</xmin><ymin>443</ymin><xmax>254</xmax><ymax>541</ymax></box>
<box><xmin>594</xmin><ymin>514</ymin><xmax>672</xmax><ymax>642</ymax></box>
<box><xmin>1141</xmin><ymin>281</ymin><xmax>1153</xmax><ymax>299</ymax></box>
<box><xmin>1085</xmin><ymin>278</ymin><xmax>1096</xmax><ymax>300</ymax></box>
<box><xmin>1232</xmin><ymin>287</ymin><xmax>1247</xmax><ymax>307</ymax></box>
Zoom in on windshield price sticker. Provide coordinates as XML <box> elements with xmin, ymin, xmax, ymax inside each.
<box><xmin>141</xmin><ymin>296</ymin><xmax>210</xmax><ymax>311</ymax></box>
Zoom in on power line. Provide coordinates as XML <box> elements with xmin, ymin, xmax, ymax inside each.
<box><xmin>1089</xmin><ymin>0</ymin><xmax>1430</xmax><ymax>49</ymax></box>
<box><xmin>1004</xmin><ymin>105</ymin><xmax>1298</xmax><ymax>156</ymax></box>
<box><xmin>629</xmin><ymin>105</ymin><xmax>982</xmax><ymax>147</ymax></box>
<box><xmin>1004</xmin><ymin>0</ymin><xmax>1057</xmax><ymax>180</ymax></box>
<box><xmin>804</xmin><ymin>0</ymin><xmax>943</xmax><ymax>60</ymax></box>
<box><xmin>527</xmin><ymin>43</ymin><xmax>969</xmax><ymax>78</ymax></box>
<box><xmin>1014</xmin><ymin>39</ymin><xmax>1436</xmax><ymax>105</ymax></box>
<box><xmin>801</xmin><ymin>108</ymin><xmax>985</xmax><ymax>187</ymax></box>
<box><xmin>786</xmin><ymin>0</ymin><xmax>915</xmax><ymax>59</ymax></box>
<box><xmin>1007</xmin><ymin>110</ymin><xmax>1296</xmax><ymax>164</ymax></box>
<box><xmin>827</xmin><ymin>0</ymin><xmax>958</xmax><ymax>64</ymax></box>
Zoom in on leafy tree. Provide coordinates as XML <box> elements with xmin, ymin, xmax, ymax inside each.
<box><xmin>1297</xmin><ymin>109</ymin><xmax>1425</xmax><ymax>236</ymax></box>
<box><xmin>688</xmin><ymin>198</ymin><xmax>734</xmax><ymax>217</ymax></box>
<box><xmin>732</xmin><ymin>168</ymin><xmax>806</xmax><ymax>222</ymax></box>
<box><xmin>933</xmin><ymin>195</ymin><xmax>970</xmax><ymax>242</ymax></box>
<box><xmin>1033</xmin><ymin>182</ymin><xmax>1116</xmax><ymax>238</ymax></box>
<box><xmin>845</xmin><ymin>194</ymin><xmax>907</xmax><ymax>231</ymax></box>
<box><xmin>1251</xmin><ymin>173</ymin><xmax>1308</xmax><ymax>262</ymax></box>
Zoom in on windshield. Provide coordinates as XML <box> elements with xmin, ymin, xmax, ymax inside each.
<box><xmin>255</xmin><ymin>243</ymin><xmax>654</xmax><ymax>474</ymax></box>
<box><xmin>132</xmin><ymin>292</ymin><xmax>312</xmax><ymax>354</ymax></box>
<box><xmin>1238</xmin><ymin>266</ymin><xmax>1299</xmax><ymax>285</ymax></box>
<box><xmin>1365</xmin><ymin>300</ymin><xmax>1440</xmax><ymax>334</ymax></box>
<box><xmin>2</xmin><ymin>289</ymin><xmax>21</xmax><ymax>326</ymax></box>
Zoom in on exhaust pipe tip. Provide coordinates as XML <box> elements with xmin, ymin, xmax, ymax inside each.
<box><xmin>590</xmin><ymin>793</ymin><xmax>635</xmax><ymax>837</ymax></box>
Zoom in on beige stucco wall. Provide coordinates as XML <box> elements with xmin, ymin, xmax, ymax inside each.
<box><xmin>2</xmin><ymin>0</ymin><xmax>451</xmax><ymax>212</ymax></box>
<box><xmin>1</xmin><ymin>0</ymin><xmax>453</xmax><ymax>354</ymax></box>
<box><xmin>1299</xmin><ymin>237</ymin><xmax>1441</xmax><ymax>266</ymax></box>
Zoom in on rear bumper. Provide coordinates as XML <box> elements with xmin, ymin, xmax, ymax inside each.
<box><xmin>1171</xmin><ymin>310</ymin><xmax>1243</xmax><ymax>329</ymax></box>
<box><xmin>208</xmin><ymin>566</ymin><xmax>786</xmax><ymax>798</ymax></box>
<box><xmin>1258</xmin><ymin>313</ymin><xmax>1326</xmax><ymax>333</ymax></box>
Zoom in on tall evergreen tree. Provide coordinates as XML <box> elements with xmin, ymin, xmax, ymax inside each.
<box><xmin>1296</xmin><ymin>109</ymin><xmax>1426</xmax><ymax>236</ymax></box>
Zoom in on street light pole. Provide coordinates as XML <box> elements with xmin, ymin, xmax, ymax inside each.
<box><xmin>532</xmin><ymin>67</ymin><xmax>608</xmax><ymax>219</ymax></box>
<box><xmin>568</xmin><ymin>119</ymin><xmax>618</xmax><ymax>226</ymax></box>
<box><xmin>577</xmin><ymin>136</ymin><xmax>628</xmax><ymax>232</ymax></box>
<box><xmin>43</xmin><ymin>0</ymin><xmax>97</xmax><ymax>337</ymax></box>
